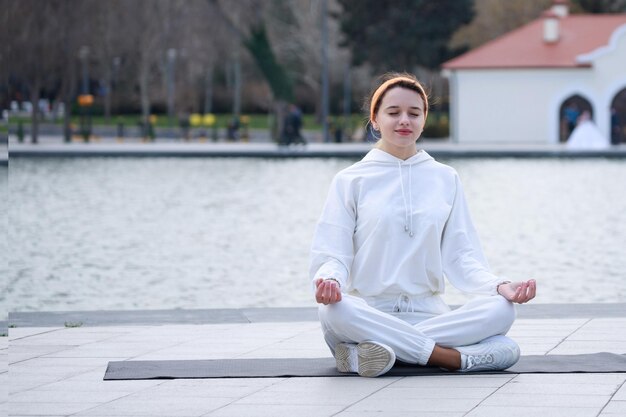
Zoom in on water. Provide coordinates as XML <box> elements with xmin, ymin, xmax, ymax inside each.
<box><xmin>6</xmin><ymin>157</ymin><xmax>626</xmax><ymax>313</ymax></box>
<box><xmin>1</xmin><ymin>166</ymin><xmax>7</xmax><ymax>319</ymax></box>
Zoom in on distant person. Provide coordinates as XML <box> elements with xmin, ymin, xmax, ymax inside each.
<box><xmin>227</xmin><ymin>116</ymin><xmax>240</xmax><ymax>141</ymax></box>
<box><xmin>563</xmin><ymin>103</ymin><xmax>580</xmax><ymax>137</ymax></box>
<box><xmin>311</xmin><ymin>72</ymin><xmax>536</xmax><ymax>378</ymax></box>
<box><xmin>280</xmin><ymin>104</ymin><xmax>306</xmax><ymax>146</ymax></box>
<box><xmin>566</xmin><ymin>111</ymin><xmax>609</xmax><ymax>150</ymax></box>
<box><xmin>611</xmin><ymin>107</ymin><xmax>622</xmax><ymax>145</ymax></box>
<box><xmin>178</xmin><ymin>109</ymin><xmax>191</xmax><ymax>141</ymax></box>
<box><xmin>332</xmin><ymin>118</ymin><xmax>343</xmax><ymax>143</ymax></box>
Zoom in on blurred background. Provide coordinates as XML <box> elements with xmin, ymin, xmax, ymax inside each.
<box><xmin>2</xmin><ymin>0</ymin><xmax>624</xmax><ymax>143</ymax></box>
<box><xmin>2</xmin><ymin>0</ymin><xmax>626</xmax><ymax>319</ymax></box>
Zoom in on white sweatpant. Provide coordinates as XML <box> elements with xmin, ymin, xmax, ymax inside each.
<box><xmin>319</xmin><ymin>293</ymin><xmax>516</xmax><ymax>365</ymax></box>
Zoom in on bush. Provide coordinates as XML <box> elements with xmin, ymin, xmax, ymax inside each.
<box><xmin>423</xmin><ymin>113</ymin><xmax>449</xmax><ymax>138</ymax></box>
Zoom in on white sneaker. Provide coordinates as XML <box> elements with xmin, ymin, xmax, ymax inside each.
<box><xmin>456</xmin><ymin>335</ymin><xmax>520</xmax><ymax>372</ymax></box>
<box><xmin>335</xmin><ymin>341</ymin><xmax>396</xmax><ymax>377</ymax></box>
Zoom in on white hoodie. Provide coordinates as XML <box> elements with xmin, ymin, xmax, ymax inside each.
<box><xmin>309</xmin><ymin>148</ymin><xmax>502</xmax><ymax>299</ymax></box>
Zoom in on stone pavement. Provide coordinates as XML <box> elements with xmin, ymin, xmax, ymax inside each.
<box><xmin>5</xmin><ymin>305</ymin><xmax>626</xmax><ymax>417</ymax></box>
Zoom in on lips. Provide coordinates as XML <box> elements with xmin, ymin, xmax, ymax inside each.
<box><xmin>395</xmin><ymin>129</ymin><xmax>412</xmax><ymax>135</ymax></box>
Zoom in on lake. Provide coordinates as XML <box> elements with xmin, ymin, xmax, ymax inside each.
<box><xmin>6</xmin><ymin>156</ymin><xmax>626</xmax><ymax>314</ymax></box>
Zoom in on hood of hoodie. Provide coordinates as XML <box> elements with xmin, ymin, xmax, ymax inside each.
<box><xmin>360</xmin><ymin>148</ymin><xmax>434</xmax><ymax>238</ymax></box>
<box><xmin>361</xmin><ymin>148</ymin><xmax>434</xmax><ymax>165</ymax></box>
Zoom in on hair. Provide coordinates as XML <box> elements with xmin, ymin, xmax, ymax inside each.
<box><xmin>366</xmin><ymin>72</ymin><xmax>429</xmax><ymax>124</ymax></box>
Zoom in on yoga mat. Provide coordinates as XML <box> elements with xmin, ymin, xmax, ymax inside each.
<box><xmin>104</xmin><ymin>353</ymin><xmax>626</xmax><ymax>380</ymax></box>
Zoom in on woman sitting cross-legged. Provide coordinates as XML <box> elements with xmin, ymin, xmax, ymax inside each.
<box><xmin>310</xmin><ymin>73</ymin><xmax>536</xmax><ymax>377</ymax></box>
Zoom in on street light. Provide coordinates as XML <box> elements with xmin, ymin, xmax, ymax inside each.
<box><xmin>77</xmin><ymin>46</ymin><xmax>93</xmax><ymax>142</ymax></box>
<box><xmin>79</xmin><ymin>46</ymin><xmax>89</xmax><ymax>95</ymax></box>
<box><xmin>320</xmin><ymin>0</ymin><xmax>330</xmax><ymax>143</ymax></box>
<box><xmin>167</xmin><ymin>48</ymin><xmax>177</xmax><ymax>126</ymax></box>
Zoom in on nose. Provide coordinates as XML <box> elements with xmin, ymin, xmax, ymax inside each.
<box><xmin>399</xmin><ymin>112</ymin><xmax>410</xmax><ymax>125</ymax></box>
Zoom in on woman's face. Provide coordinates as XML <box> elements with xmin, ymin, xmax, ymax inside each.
<box><xmin>373</xmin><ymin>87</ymin><xmax>426</xmax><ymax>155</ymax></box>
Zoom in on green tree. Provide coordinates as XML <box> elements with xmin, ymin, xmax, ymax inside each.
<box><xmin>335</xmin><ymin>0</ymin><xmax>474</xmax><ymax>71</ymax></box>
<box><xmin>573</xmin><ymin>0</ymin><xmax>626</xmax><ymax>13</ymax></box>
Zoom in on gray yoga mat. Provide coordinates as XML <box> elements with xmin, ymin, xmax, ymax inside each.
<box><xmin>104</xmin><ymin>353</ymin><xmax>626</xmax><ymax>380</ymax></box>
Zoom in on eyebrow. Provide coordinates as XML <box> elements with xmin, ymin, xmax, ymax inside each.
<box><xmin>384</xmin><ymin>106</ymin><xmax>423</xmax><ymax>111</ymax></box>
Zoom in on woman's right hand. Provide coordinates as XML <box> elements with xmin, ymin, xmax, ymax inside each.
<box><xmin>315</xmin><ymin>278</ymin><xmax>342</xmax><ymax>305</ymax></box>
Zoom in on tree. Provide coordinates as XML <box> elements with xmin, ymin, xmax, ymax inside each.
<box><xmin>335</xmin><ymin>0</ymin><xmax>474</xmax><ymax>72</ymax></box>
<box><xmin>6</xmin><ymin>0</ymin><xmax>70</xmax><ymax>143</ymax></box>
<box><xmin>450</xmin><ymin>0</ymin><xmax>626</xmax><ymax>52</ymax></box>
<box><xmin>206</xmin><ymin>0</ymin><xmax>295</xmax><ymax>138</ymax></box>
<box><xmin>449</xmin><ymin>0</ymin><xmax>552</xmax><ymax>50</ymax></box>
<box><xmin>574</xmin><ymin>0</ymin><xmax>626</xmax><ymax>13</ymax></box>
<box><xmin>268</xmin><ymin>0</ymin><xmax>351</xmax><ymax>119</ymax></box>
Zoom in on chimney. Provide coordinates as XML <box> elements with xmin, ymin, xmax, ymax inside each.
<box><xmin>551</xmin><ymin>0</ymin><xmax>569</xmax><ymax>18</ymax></box>
<box><xmin>543</xmin><ymin>10</ymin><xmax>560</xmax><ymax>43</ymax></box>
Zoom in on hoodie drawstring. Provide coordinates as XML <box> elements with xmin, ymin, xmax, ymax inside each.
<box><xmin>397</xmin><ymin>162</ymin><xmax>414</xmax><ymax>237</ymax></box>
<box><xmin>392</xmin><ymin>293</ymin><xmax>415</xmax><ymax>313</ymax></box>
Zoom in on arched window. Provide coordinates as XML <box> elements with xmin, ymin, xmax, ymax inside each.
<box><xmin>559</xmin><ymin>95</ymin><xmax>593</xmax><ymax>142</ymax></box>
<box><xmin>610</xmin><ymin>87</ymin><xmax>626</xmax><ymax>145</ymax></box>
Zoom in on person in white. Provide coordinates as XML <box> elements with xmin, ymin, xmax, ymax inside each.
<box><xmin>566</xmin><ymin>111</ymin><xmax>610</xmax><ymax>150</ymax></box>
<box><xmin>310</xmin><ymin>73</ymin><xmax>537</xmax><ymax>377</ymax></box>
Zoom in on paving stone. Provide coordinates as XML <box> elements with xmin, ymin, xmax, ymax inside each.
<box><xmin>41</xmin><ymin>343</ymin><xmax>170</xmax><ymax>358</ymax></box>
<box><xmin>207</xmin><ymin>404</ymin><xmax>346</xmax><ymax>417</ymax></box>
<box><xmin>9</xmin><ymin>345</ymin><xmax>73</xmax><ymax>364</ymax></box>
<box><xmin>465</xmin><ymin>406</ymin><xmax>601</xmax><ymax>417</ymax></box>
<box><xmin>131</xmin><ymin>379</ymin><xmax>279</xmax><ymax>399</ymax></box>
<box><xmin>261</xmin><ymin>376</ymin><xmax>397</xmax><ymax>393</ymax></box>
<box><xmin>548</xmin><ymin>341</ymin><xmax>626</xmax><ymax>354</ymax></box>
<box><xmin>511</xmin><ymin>374</ymin><xmax>626</xmax><ymax>385</ymax></box>
<box><xmin>235</xmin><ymin>384</ymin><xmax>383</xmax><ymax>406</ymax></box>
<box><xmin>10</xmin><ymin>389</ymin><xmax>132</xmax><ymax>403</ymax></box>
<box><xmin>8</xmin><ymin>401</ymin><xmax>103</xmax><ymax>416</ymax></box>
<box><xmin>75</xmin><ymin>395</ymin><xmax>234</xmax><ymax>416</ymax></box>
<box><xmin>481</xmin><ymin>393</ymin><xmax>611</xmax><ymax>408</ymax></box>
<box><xmin>375</xmin><ymin>386</ymin><xmax>498</xmax><ymax>399</ymax></box>
<box><xmin>334</xmin><ymin>412</ymin><xmax>464</xmax><ymax>417</ymax></box>
<box><xmin>10</xmin><ymin>356</ymin><xmax>123</xmax><ymax>369</ymax></box>
<box><xmin>611</xmin><ymin>382</ymin><xmax>626</xmax><ymax>400</ymax></box>
<box><xmin>600</xmin><ymin>400</ymin><xmax>626</xmax><ymax>414</ymax></box>
<box><xmin>497</xmin><ymin>381</ymin><xmax>621</xmax><ymax>395</ymax></box>
<box><xmin>345</xmin><ymin>395</ymin><xmax>482</xmax><ymax>412</ymax></box>
<box><xmin>8</xmin><ymin>328</ymin><xmax>64</xmax><ymax>341</ymax></box>
<box><xmin>10</xmin><ymin>331</ymin><xmax>121</xmax><ymax>346</ymax></box>
<box><xmin>389</xmin><ymin>375</ymin><xmax>513</xmax><ymax>388</ymax></box>
<box><xmin>34</xmin><ymin>378</ymin><xmax>163</xmax><ymax>392</ymax></box>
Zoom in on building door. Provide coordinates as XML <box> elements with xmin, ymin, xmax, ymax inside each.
<box><xmin>610</xmin><ymin>87</ymin><xmax>626</xmax><ymax>145</ymax></box>
<box><xmin>559</xmin><ymin>95</ymin><xmax>593</xmax><ymax>142</ymax></box>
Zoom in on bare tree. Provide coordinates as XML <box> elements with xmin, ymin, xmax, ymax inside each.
<box><xmin>7</xmin><ymin>0</ymin><xmax>68</xmax><ymax>143</ymax></box>
<box><xmin>450</xmin><ymin>0</ymin><xmax>553</xmax><ymax>50</ymax></box>
<box><xmin>269</xmin><ymin>0</ymin><xmax>350</xmax><ymax>119</ymax></box>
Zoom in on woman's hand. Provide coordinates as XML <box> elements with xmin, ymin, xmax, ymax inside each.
<box><xmin>315</xmin><ymin>278</ymin><xmax>342</xmax><ymax>305</ymax></box>
<box><xmin>497</xmin><ymin>280</ymin><xmax>537</xmax><ymax>304</ymax></box>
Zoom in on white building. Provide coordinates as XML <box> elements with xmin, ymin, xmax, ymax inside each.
<box><xmin>442</xmin><ymin>2</ymin><xmax>626</xmax><ymax>144</ymax></box>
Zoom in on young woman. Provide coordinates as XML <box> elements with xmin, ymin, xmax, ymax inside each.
<box><xmin>310</xmin><ymin>73</ymin><xmax>536</xmax><ymax>377</ymax></box>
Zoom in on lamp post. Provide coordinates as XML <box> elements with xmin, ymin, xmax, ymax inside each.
<box><xmin>78</xmin><ymin>46</ymin><xmax>93</xmax><ymax>142</ymax></box>
<box><xmin>167</xmin><ymin>48</ymin><xmax>177</xmax><ymax>127</ymax></box>
<box><xmin>320</xmin><ymin>0</ymin><xmax>330</xmax><ymax>143</ymax></box>
<box><xmin>79</xmin><ymin>46</ymin><xmax>89</xmax><ymax>95</ymax></box>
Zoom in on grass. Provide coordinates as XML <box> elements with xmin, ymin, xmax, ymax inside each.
<box><xmin>8</xmin><ymin>113</ymin><xmax>365</xmax><ymax>130</ymax></box>
<box><xmin>64</xmin><ymin>321</ymin><xmax>83</xmax><ymax>328</ymax></box>
<box><xmin>7</xmin><ymin>112</ymin><xmax>447</xmax><ymax>133</ymax></box>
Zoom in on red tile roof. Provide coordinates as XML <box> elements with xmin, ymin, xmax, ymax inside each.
<box><xmin>443</xmin><ymin>14</ymin><xmax>626</xmax><ymax>69</ymax></box>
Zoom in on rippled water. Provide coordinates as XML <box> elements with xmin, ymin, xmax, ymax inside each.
<box><xmin>6</xmin><ymin>157</ymin><xmax>626</xmax><ymax>312</ymax></box>
<box><xmin>1</xmin><ymin>166</ymin><xmax>7</xmax><ymax>319</ymax></box>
